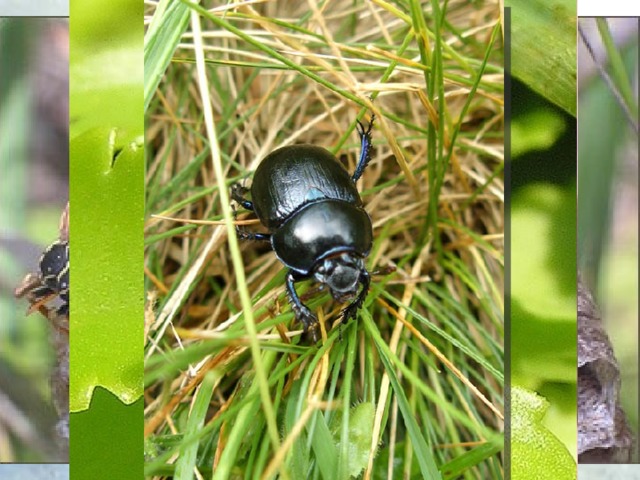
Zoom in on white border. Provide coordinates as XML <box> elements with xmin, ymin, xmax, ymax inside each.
<box><xmin>579</xmin><ymin>0</ymin><xmax>640</xmax><ymax>17</ymax></box>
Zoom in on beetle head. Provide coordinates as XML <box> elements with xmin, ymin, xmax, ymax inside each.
<box><xmin>313</xmin><ymin>252</ymin><xmax>364</xmax><ymax>303</ymax></box>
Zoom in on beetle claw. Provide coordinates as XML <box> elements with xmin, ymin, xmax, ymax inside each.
<box><xmin>295</xmin><ymin>307</ymin><xmax>320</xmax><ymax>343</ymax></box>
<box><xmin>303</xmin><ymin>323</ymin><xmax>320</xmax><ymax>343</ymax></box>
<box><xmin>356</xmin><ymin>113</ymin><xmax>375</xmax><ymax>138</ymax></box>
<box><xmin>231</xmin><ymin>183</ymin><xmax>254</xmax><ymax>211</ymax></box>
<box><xmin>230</xmin><ymin>183</ymin><xmax>247</xmax><ymax>200</ymax></box>
<box><xmin>341</xmin><ymin>303</ymin><xmax>359</xmax><ymax>324</ymax></box>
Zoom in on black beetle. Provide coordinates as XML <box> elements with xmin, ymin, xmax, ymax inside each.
<box><xmin>32</xmin><ymin>240</ymin><xmax>69</xmax><ymax>316</ymax></box>
<box><xmin>232</xmin><ymin>116</ymin><xmax>375</xmax><ymax>341</ymax></box>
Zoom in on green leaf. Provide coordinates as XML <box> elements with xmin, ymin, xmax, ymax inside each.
<box><xmin>506</xmin><ymin>0</ymin><xmax>576</xmax><ymax>116</ymax></box>
<box><xmin>70</xmin><ymin>129</ymin><xmax>144</xmax><ymax>410</ymax></box>
<box><xmin>329</xmin><ymin>402</ymin><xmax>376</xmax><ymax>479</ymax></box>
<box><xmin>307</xmin><ymin>411</ymin><xmax>337</xmax><ymax>480</ymax></box>
<box><xmin>511</xmin><ymin>386</ymin><xmax>576</xmax><ymax>480</ymax></box>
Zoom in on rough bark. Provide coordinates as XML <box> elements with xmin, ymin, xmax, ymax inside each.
<box><xmin>577</xmin><ymin>274</ymin><xmax>633</xmax><ymax>463</ymax></box>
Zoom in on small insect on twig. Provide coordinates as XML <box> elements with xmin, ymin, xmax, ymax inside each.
<box><xmin>15</xmin><ymin>204</ymin><xmax>69</xmax><ymax>324</ymax></box>
<box><xmin>13</xmin><ymin>202</ymin><xmax>69</xmax><ymax>459</ymax></box>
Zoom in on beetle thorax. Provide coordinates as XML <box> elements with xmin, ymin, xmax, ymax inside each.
<box><xmin>313</xmin><ymin>252</ymin><xmax>363</xmax><ymax>303</ymax></box>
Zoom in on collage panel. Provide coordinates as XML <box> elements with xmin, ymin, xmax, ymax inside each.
<box><xmin>506</xmin><ymin>0</ymin><xmax>578</xmax><ymax>477</ymax></box>
<box><xmin>577</xmin><ymin>17</ymin><xmax>639</xmax><ymax>466</ymax></box>
<box><xmin>144</xmin><ymin>1</ymin><xmax>504</xmax><ymax>479</ymax></box>
<box><xmin>0</xmin><ymin>13</ymin><xmax>69</xmax><ymax>469</ymax></box>
<box><xmin>67</xmin><ymin>0</ymin><xmax>143</xmax><ymax>478</ymax></box>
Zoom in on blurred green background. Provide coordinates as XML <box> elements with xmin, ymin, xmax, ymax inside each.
<box><xmin>0</xmin><ymin>18</ymin><xmax>68</xmax><ymax>462</ymax></box>
<box><xmin>510</xmin><ymin>76</ymin><xmax>577</xmax><ymax>459</ymax></box>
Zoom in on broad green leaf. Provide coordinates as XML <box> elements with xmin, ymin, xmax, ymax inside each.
<box><xmin>329</xmin><ymin>402</ymin><xmax>376</xmax><ymax>479</ymax></box>
<box><xmin>70</xmin><ymin>129</ymin><xmax>144</xmax><ymax>410</ymax></box>
<box><xmin>506</xmin><ymin>0</ymin><xmax>576</xmax><ymax>116</ymax></box>
<box><xmin>69</xmin><ymin>0</ymin><xmax>143</xmax><ymax>415</ymax></box>
<box><xmin>511</xmin><ymin>386</ymin><xmax>576</xmax><ymax>480</ymax></box>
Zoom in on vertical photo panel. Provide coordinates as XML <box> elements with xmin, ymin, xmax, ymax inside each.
<box><xmin>0</xmin><ymin>16</ymin><xmax>68</xmax><ymax>464</ymax></box>
<box><xmin>577</xmin><ymin>17</ymin><xmax>638</xmax><ymax>465</ymax></box>
<box><xmin>506</xmin><ymin>0</ymin><xmax>578</xmax><ymax>477</ymax></box>
<box><xmin>144</xmin><ymin>1</ymin><xmax>504</xmax><ymax>478</ymax></box>
<box><xmin>68</xmin><ymin>0</ymin><xmax>143</xmax><ymax>478</ymax></box>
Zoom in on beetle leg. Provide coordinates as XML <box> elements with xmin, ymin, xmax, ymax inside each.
<box><xmin>341</xmin><ymin>269</ymin><xmax>371</xmax><ymax>323</ymax></box>
<box><xmin>237</xmin><ymin>230</ymin><xmax>272</xmax><ymax>243</ymax></box>
<box><xmin>231</xmin><ymin>184</ymin><xmax>272</xmax><ymax>244</ymax></box>
<box><xmin>231</xmin><ymin>184</ymin><xmax>255</xmax><ymax>211</ymax></box>
<box><xmin>351</xmin><ymin>114</ymin><xmax>375</xmax><ymax>183</ymax></box>
<box><xmin>27</xmin><ymin>286</ymin><xmax>57</xmax><ymax>314</ymax></box>
<box><xmin>286</xmin><ymin>271</ymin><xmax>319</xmax><ymax>342</ymax></box>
